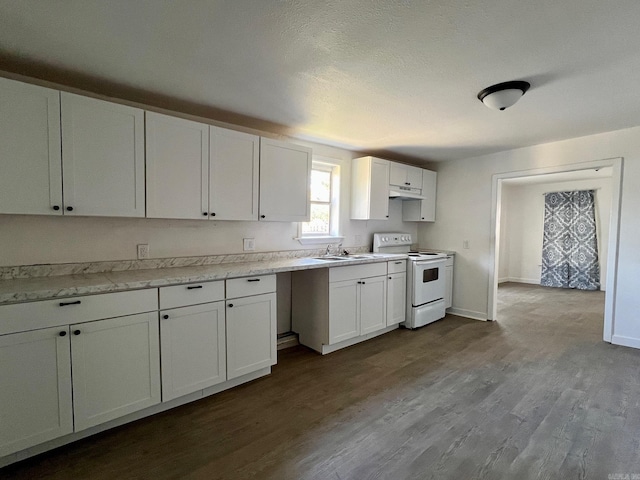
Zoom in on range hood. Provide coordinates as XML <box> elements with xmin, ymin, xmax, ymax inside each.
<box><xmin>389</xmin><ymin>187</ymin><xmax>425</xmax><ymax>201</ymax></box>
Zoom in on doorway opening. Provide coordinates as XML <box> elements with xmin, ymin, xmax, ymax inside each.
<box><xmin>488</xmin><ymin>158</ymin><xmax>622</xmax><ymax>343</ymax></box>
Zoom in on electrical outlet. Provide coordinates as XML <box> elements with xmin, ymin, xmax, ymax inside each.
<box><xmin>243</xmin><ymin>238</ymin><xmax>255</xmax><ymax>251</ymax></box>
<box><xmin>463</xmin><ymin>240</ymin><xmax>470</xmax><ymax>249</ymax></box>
<box><xmin>137</xmin><ymin>244</ymin><xmax>149</xmax><ymax>259</ymax></box>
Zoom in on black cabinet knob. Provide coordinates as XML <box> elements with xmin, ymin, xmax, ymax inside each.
<box><xmin>52</xmin><ymin>205</ymin><xmax>60</xmax><ymax>211</ymax></box>
<box><xmin>203</xmin><ymin>212</ymin><xmax>208</xmax><ymax>216</ymax></box>
<box><xmin>228</xmin><ymin>303</ymin><xmax>234</xmax><ymax>308</ymax></box>
<box><xmin>260</xmin><ymin>215</ymin><xmax>265</xmax><ymax>219</ymax></box>
<box><xmin>163</xmin><ymin>314</ymin><xmax>169</xmax><ymax>319</ymax></box>
<box><xmin>59</xmin><ymin>331</ymin><xmax>67</xmax><ymax>337</ymax></box>
<box><xmin>73</xmin><ymin>330</ymin><xmax>81</xmax><ymax>336</ymax></box>
<box><xmin>210</xmin><ymin>212</ymin><xmax>216</xmax><ymax>217</ymax></box>
<box><xmin>422</xmin><ymin>217</ymin><xmax>425</xmax><ymax>220</ymax></box>
<box><xmin>66</xmin><ymin>206</ymin><xmax>74</xmax><ymax>212</ymax></box>
<box><xmin>405</xmin><ymin>182</ymin><xmax>410</xmax><ymax>186</ymax></box>
<box><xmin>385</xmin><ymin>215</ymin><xmax>389</xmax><ymax>218</ymax></box>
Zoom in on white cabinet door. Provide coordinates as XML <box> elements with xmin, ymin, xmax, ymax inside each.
<box><xmin>146</xmin><ymin>112</ymin><xmax>209</xmax><ymax>220</ymax></box>
<box><xmin>387</xmin><ymin>272</ymin><xmax>406</xmax><ymax>326</ymax></box>
<box><xmin>209</xmin><ymin>126</ymin><xmax>260</xmax><ymax>221</ymax></box>
<box><xmin>407</xmin><ymin>166</ymin><xmax>424</xmax><ymax>189</ymax></box>
<box><xmin>160</xmin><ymin>302</ymin><xmax>226</xmax><ymax>401</ymax></box>
<box><xmin>70</xmin><ymin>312</ymin><xmax>160</xmax><ymax>431</ymax></box>
<box><xmin>351</xmin><ymin>156</ymin><xmax>389</xmax><ymax>220</ymax></box>
<box><xmin>359</xmin><ymin>276</ymin><xmax>387</xmax><ymax>335</ymax></box>
<box><xmin>61</xmin><ymin>92</ymin><xmax>145</xmax><ymax>217</ymax></box>
<box><xmin>259</xmin><ymin>138</ymin><xmax>311</xmax><ymax>222</ymax></box>
<box><xmin>0</xmin><ymin>327</ymin><xmax>73</xmax><ymax>457</ymax></box>
<box><xmin>329</xmin><ymin>279</ymin><xmax>360</xmax><ymax>344</ymax></box>
<box><xmin>0</xmin><ymin>78</ymin><xmax>62</xmax><ymax>215</ymax></box>
<box><xmin>226</xmin><ymin>293</ymin><xmax>277</xmax><ymax>380</ymax></box>
<box><xmin>421</xmin><ymin>169</ymin><xmax>437</xmax><ymax>222</ymax></box>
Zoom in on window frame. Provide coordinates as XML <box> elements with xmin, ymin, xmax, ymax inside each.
<box><xmin>297</xmin><ymin>158</ymin><xmax>343</xmax><ymax>245</ymax></box>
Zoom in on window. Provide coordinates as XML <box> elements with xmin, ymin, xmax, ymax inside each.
<box><xmin>298</xmin><ymin>159</ymin><xmax>342</xmax><ymax>244</ymax></box>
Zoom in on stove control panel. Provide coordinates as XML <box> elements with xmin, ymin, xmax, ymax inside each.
<box><xmin>373</xmin><ymin>233</ymin><xmax>413</xmax><ymax>252</ymax></box>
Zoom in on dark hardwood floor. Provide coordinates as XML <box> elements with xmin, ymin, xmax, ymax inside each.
<box><xmin>4</xmin><ymin>283</ymin><xmax>639</xmax><ymax>479</ymax></box>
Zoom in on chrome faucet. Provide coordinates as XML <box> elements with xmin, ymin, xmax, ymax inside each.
<box><xmin>337</xmin><ymin>242</ymin><xmax>344</xmax><ymax>256</ymax></box>
<box><xmin>326</xmin><ymin>244</ymin><xmax>332</xmax><ymax>256</ymax></box>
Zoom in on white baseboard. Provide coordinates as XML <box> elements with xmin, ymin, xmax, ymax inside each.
<box><xmin>498</xmin><ymin>277</ymin><xmax>510</xmax><ymax>284</ymax></box>
<box><xmin>612</xmin><ymin>335</ymin><xmax>640</xmax><ymax>350</ymax></box>
<box><xmin>501</xmin><ymin>277</ymin><xmax>539</xmax><ymax>285</ymax></box>
<box><xmin>446</xmin><ymin>307</ymin><xmax>487</xmax><ymax>321</ymax></box>
<box><xmin>277</xmin><ymin>334</ymin><xmax>299</xmax><ymax>350</ymax></box>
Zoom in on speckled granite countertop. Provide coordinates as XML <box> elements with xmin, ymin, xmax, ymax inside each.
<box><xmin>0</xmin><ymin>254</ymin><xmax>408</xmax><ymax>305</ymax></box>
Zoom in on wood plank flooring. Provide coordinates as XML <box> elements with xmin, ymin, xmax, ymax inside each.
<box><xmin>4</xmin><ymin>283</ymin><xmax>640</xmax><ymax>479</ymax></box>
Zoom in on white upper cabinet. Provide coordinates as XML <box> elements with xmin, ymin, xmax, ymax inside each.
<box><xmin>350</xmin><ymin>156</ymin><xmax>390</xmax><ymax>220</ymax></box>
<box><xmin>209</xmin><ymin>126</ymin><xmax>259</xmax><ymax>221</ymax></box>
<box><xmin>61</xmin><ymin>92</ymin><xmax>145</xmax><ymax>217</ymax></box>
<box><xmin>0</xmin><ymin>77</ymin><xmax>63</xmax><ymax>215</ymax></box>
<box><xmin>390</xmin><ymin>162</ymin><xmax>423</xmax><ymax>189</ymax></box>
<box><xmin>402</xmin><ymin>169</ymin><xmax>437</xmax><ymax>222</ymax></box>
<box><xmin>259</xmin><ymin>138</ymin><xmax>312</xmax><ymax>222</ymax></box>
<box><xmin>146</xmin><ymin>112</ymin><xmax>209</xmax><ymax>219</ymax></box>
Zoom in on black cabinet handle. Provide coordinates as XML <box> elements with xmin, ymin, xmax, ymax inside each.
<box><xmin>52</xmin><ymin>205</ymin><xmax>60</xmax><ymax>211</ymax></box>
<box><xmin>362</xmin><ymin>281</ymin><xmax>366</xmax><ymax>284</ymax></box>
<box><xmin>162</xmin><ymin>314</ymin><xmax>169</xmax><ymax>319</ymax></box>
<box><xmin>260</xmin><ymin>215</ymin><xmax>265</xmax><ymax>219</ymax></box>
<box><xmin>66</xmin><ymin>206</ymin><xmax>73</xmax><ymax>212</ymax></box>
<box><xmin>59</xmin><ymin>331</ymin><xmax>67</xmax><ymax>337</ymax></box>
<box><xmin>187</xmin><ymin>285</ymin><xmax>203</xmax><ymax>290</ymax></box>
<box><xmin>202</xmin><ymin>212</ymin><xmax>208</xmax><ymax>216</ymax></box>
<box><xmin>357</xmin><ymin>281</ymin><xmax>362</xmax><ymax>284</ymax></box>
<box><xmin>389</xmin><ymin>277</ymin><xmax>392</xmax><ymax>280</ymax></box>
<box><xmin>59</xmin><ymin>300</ymin><xmax>81</xmax><ymax>307</ymax></box>
<box><xmin>73</xmin><ymin>330</ymin><xmax>81</xmax><ymax>336</ymax></box>
<box><xmin>405</xmin><ymin>182</ymin><xmax>410</xmax><ymax>186</ymax></box>
<box><xmin>247</xmin><ymin>278</ymin><xmax>260</xmax><ymax>282</ymax></box>
<box><xmin>228</xmin><ymin>303</ymin><xmax>234</xmax><ymax>308</ymax></box>
<box><xmin>395</xmin><ymin>261</ymin><xmax>403</xmax><ymax>264</ymax></box>
<box><xmin>210</xmin><ymin>212</ymin><xmax>216</xmax><ymax>217</ymax></box>
<box><xmin>385</xmin><ymin>215</ymin><xmax>389</xmax><ymax>218</ymax></box>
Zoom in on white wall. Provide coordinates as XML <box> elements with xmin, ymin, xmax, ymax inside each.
<box><xmin>499</xmin><ymin>178</ymin><xmax>612</xmax><ymax>288</ymax></box>
<box><xmin>419</xmin><ymin>125</ymin><xmax>640</xmax><ymax>348</ymax></box>
<box><xmin>0</xmin><ymin>137</ymin><xmax>416</xmax><ymax>267</ymax></box>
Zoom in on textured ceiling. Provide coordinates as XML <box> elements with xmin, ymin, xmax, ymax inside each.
<box><xmin>1</xmin><ymin>1</ymin><xmax>640</xmax><ymax>162</ymax></box>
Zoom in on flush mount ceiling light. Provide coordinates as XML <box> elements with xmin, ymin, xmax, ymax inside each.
<box><xmin>477</xmin><ymin>80</ymin><xmax>531</xmax><ymax>111</ymax></box>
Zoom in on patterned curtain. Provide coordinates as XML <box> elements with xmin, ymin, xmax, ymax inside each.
<box><xmin>541</xmin><ymin>190</ymin><xmax>600</xmax><ymax>290</ymax></box>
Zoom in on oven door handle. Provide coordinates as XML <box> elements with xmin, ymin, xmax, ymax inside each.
<box><xmin>414</xmin><ymin>260</ymin><xmax>445</xmax><ymax>266</ymax></box>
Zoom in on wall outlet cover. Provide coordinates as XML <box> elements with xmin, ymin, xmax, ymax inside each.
<box><xmin>137</xmin><ymin>244</ymin><xmax>150</xmax><ymax>259</ymax></box>
<box><xmin>243</xmin><ymin>238</ymin><xmax>255</xmax><ymax>251</ymax></box>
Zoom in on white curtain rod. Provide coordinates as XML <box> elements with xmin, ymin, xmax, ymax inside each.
<box><xmin>542</xmin><ymin>188</ymin><xmax>601</xmax><ymax>196</ymax></box>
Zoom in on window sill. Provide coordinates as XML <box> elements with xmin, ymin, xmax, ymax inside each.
<box><xmin>295</xmin><ymin>236</ymin><xmax>344</xmax><ymax>246</ymax></box>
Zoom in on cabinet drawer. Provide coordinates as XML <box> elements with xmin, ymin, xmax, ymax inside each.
<box><xmin>387</xmin><ymin>259</ymin><xmax>407</xmax><ymax>274</ymax></box>
<box><xmin>0</xmin><ymin>289</ymin><xmax>158</xmax><ymax>336</ymax></box>
<box><xmin>226</xmin><ymin>275</ymin><xmax>276</xmax><ymax>299</ymax></box>
<box><xmin>329</xmin><ymin>262</ymin><xmax>387</xmax><ymax>282</ymax></box>
<box><xmin>159</xmin><ymin>281</ymin><xmax>224</xmax><ymax>310</ymax></box>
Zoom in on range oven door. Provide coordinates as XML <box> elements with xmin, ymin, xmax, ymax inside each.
<box><xmin>411</xmin><ymin>259</ymin><xmax>446</xmax><ymax>306</ymax></box>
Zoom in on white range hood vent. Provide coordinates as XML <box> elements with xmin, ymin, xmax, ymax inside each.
<box><xmin>389</xmin><ymin>187</ymin><xmax>425</xmax><ymax>201</ymax></box>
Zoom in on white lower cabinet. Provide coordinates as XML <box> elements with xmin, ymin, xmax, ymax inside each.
<box><xmin>160</xmin><ymin>301</ymin><xmax>226</xmax><ymax>402</ymax></box>
<box><xmin>0</xmin><ymin>326</ymin><xmax>73</xmax><ymax>457</ymax></box>
<box><xmin>387</xmin><ymin>273</ymin><xmax>406</xmax><ymax>326</ymax></box>
<box><xmin>226</xmin><ymin>293</ymin><xmax>277</xmax><ymax>380</ymax></box>
<box><xmin>70</xmin><ymin>312</ymin><xmax>161</xmax><ymax>431</ymax></box>
<box><xmin>293</xmin><ymin>262</ymin><xmax>392</xmax><ymax>354</ymax></box>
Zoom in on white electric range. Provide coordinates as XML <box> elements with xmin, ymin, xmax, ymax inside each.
<box><xmin>373</xmin><ymin>233</ymin><xmax>447</xmax><ymax>328</ymax></box>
